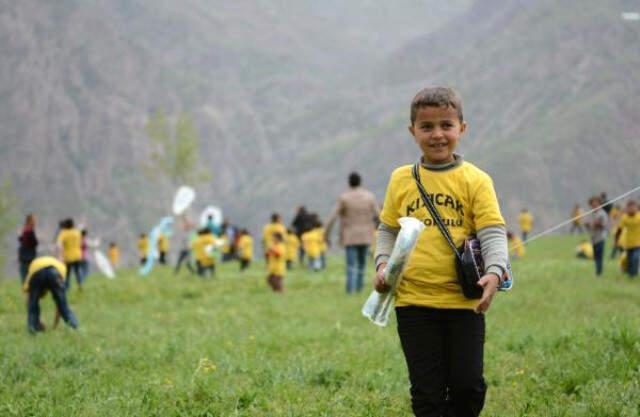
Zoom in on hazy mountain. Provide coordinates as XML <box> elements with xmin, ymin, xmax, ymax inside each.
<box><xmin>1</xmin><ymin>0</ymin><xmax>638</xmax><ymax>268</ymax></box>
<box><xmin>0</xmin><ymin>0</ymin><xmax>471</xmax><ymax>264</ymax></box>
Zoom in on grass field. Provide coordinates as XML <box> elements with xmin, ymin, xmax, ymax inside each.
<box><xmin>1</xmin><ymin>235</ymin><xmax>640</xmax><ymax>417</ymax></box>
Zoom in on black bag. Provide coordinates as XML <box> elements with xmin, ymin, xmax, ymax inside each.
<box><xmin>411</xmin><ymin>164</ymin><xmax>484</xmax><ymax>299</ymax></box>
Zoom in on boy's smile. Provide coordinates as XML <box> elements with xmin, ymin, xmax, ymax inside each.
<box><xmin>409</xmin><ymin>106</ymin><xmax>466</xmax><ymax>165</ymax></box>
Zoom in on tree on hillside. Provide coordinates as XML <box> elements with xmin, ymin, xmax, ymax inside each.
<box><xmin>145</xmin><ymin>109</ymin><xmax>210</xmax><ymax>186</ymax></box>
<box><xmin>0</xmin><ymin>181</ymin><xmax>16</xmax><ymax>277</ymax></box>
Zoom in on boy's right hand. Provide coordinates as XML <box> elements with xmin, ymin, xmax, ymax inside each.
<box><xmin>374</xmin><ymin>262</ymin><xmax>390</xmax><ymax>293</ymax></box>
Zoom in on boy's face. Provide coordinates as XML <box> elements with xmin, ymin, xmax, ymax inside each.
<box><xmin>628</xmin><ymin>202</ymin><xmax>637</xmax><ymax>215</ymax></box>
<box><xmin>409</xmin><ymin>105</ymin><xmax>465</xmax><ymax>165</ymax></box>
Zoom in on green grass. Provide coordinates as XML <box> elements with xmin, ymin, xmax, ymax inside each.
<box><xmin>1</xmin><ymin>236</ymin><xmax>640</xmax><ymax>416</ymax></box>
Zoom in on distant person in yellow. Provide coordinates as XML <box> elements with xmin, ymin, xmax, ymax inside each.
<box><xmin>569</xmin><ymin>204</ymin><xmax>584</xmax><ymax>234</ymax></box>
<box><xmin>23</xmin><ymin>256</ymin><xmax>79</xmax><ymax>333</ymax></box>
<box><xmin>237</xmin><ymin>229</ymin><xmax>253</xmax><ymax>271</ymax></box>
<box><xmin>158</xmin><ymin>233</ymin><xmax>169</xmax><ymax>265</ymax></box>
<box><xmin>266</xmin><ymin>232</ymin><xmax>286</xmax><ymax>292</ymax></box>
<box><xmin>507</xmin><ymin>231</ymin><xmax>525</xmax><ymax>259</ymax></box>
<box><xmin>192</xmin><ymin>228</ymin><xmax>216</xmax><ymax>277</ymax></box>
<box><xmin>575</xmin><ymin>240</ymin><xmax>594</xmax><ymax>259</ymax></box>
<box><xmin>138</xmin><ymin>233</ymin><xmax>148</xmax><ymax>265</ymax></box>
<box><xmin>56</xmin><ymin>218</ymin><xmax>84</xmax><ymax>291</ymax></box>
<box><xmin>286</xmin><ymin>229</ymin><xmax>300</xmax><ymax>270</ymax></box>
<box><xmin>108</xmin><ymin>242</ymin><xmax>120</xmax><ymax>268</ymax></box>
<box><xmin>220</xmin><ymin>233</ymin><xmax>232</xmax><ymax>262</ymax></box>
<box><xmin>262</xmin><ymin>213</ymin><xmax>287</xmax><ymax>260</ymax></box>
<box><xmin>615</xmin><ymin>200</ymin><xmax>640</xmax><ymax>277</ymax></box>
<box><xmin>302</xmin><ymin>226</ymin><xmax>322</xmax><ymax>271</ymax></box>
<box><xmin>518</xmin><ymin>208</ymin><xmax>534</xmax><ymax>242</ymax></box>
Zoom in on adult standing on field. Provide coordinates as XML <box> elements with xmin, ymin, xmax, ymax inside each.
<box><xmin>588</xmin><ymin>196</ymin><xmax>608</xmax><ymax>276</ymax></box>
<box><xmin>325</xmin><ymin>172</ymin><xmax>380</xmax><ymax>294</ymax></box>
<box><xmin>17</xmin><ymin>214</ymin><xmax>38</xmax><ymax>284</ymax></box>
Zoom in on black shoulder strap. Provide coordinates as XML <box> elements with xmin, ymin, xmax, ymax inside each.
<box><xmin>411</xmin><ymin>163</ymin><xmax>462</xmax><ymax>261</ymax></box>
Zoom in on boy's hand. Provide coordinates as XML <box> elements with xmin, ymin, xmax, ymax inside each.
<box><xmin>474</xmin><ymin>273</ymin><xmax>500</xmax><ymax>314</ymax></box>
<box><xmin>374</xmin><ymin>262</ymin><xmax>390</xmax><ymax>293</ymax></box>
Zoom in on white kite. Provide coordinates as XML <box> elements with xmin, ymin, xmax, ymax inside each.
<box><xmin>173</xmin><ymin>186</ymin><xmax>196</xmax><ymax>216</ymax></box>
<box><xmin>93</xmin><ymin>250</ymin><xmax>115</xmax><ymax>279</ymax></box>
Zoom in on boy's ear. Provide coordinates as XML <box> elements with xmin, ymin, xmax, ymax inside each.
<box><xmin>408</xmin><ymin>125</ymin><xmax>415</xmax><ymax>137</ymax></box>
<box><xmin>460</xmin><ymin>121</ymin><xmax>467</xmax><ymax>134</ymax></box>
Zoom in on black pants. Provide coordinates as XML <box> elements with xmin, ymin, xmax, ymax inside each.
<box><xmin>396</xmin><ymin>307</ymin><xmax>486</xmax><ymax>417</ymax></box>
<box><xmin>593</xmin><ymin>240</ymin><xmax>605</xmax><ymax>276</ymax></box>
<box><xmin>196</xmin><ymin>261</ymin><xmax>215</xmax><ymax>278</ymax></box>
<box><xmin>64</xmin><ymin>261</ymin><xmax>84</xmax><ymax>290</ymax></box>
<box><xmin>240</xmin><ymin>259</ymin><xmax>250</xmax><ymax>271</ymax></box>
<box><xmin>159</xmin><ymin>251</ymin><xmax>167</xmax><ymax>265</ymax></box>
<box><xmin>174</xmin><ymin>250</ymin><xmax>194</xmax><ymax>274</ymax></box>
<box><xmin>28</xmin><ymin>267</ymin><xmax>78</xmax><ymax>332</ymax></box>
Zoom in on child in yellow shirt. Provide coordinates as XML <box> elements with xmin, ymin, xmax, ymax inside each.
<box><xmin>286</xmin><ymin>229</ymin><xmax>300</xmax><ymax>270</ymax></box>
<box><xmin>158</xmin><ymin>233</ymin><xmax>169</xmax><ymax>265</ymax></box>
<box><xmin>615</xmin><ymin>200</ymin><xmax>640</xmax><ymax>277</ymax></box>
<box><xmin>374</xmin><ymin>87</ymin><xmax>508</xmax><ymax>416</ymax></box>
<box><xmin>138</xmin><ymin>233</ymin><xmax>149</xmax><ymax>265</ymax></box>
<box><xmin>266</xmin><ymin>232</ymin><xmax>286</xmax><ymax>292</ymax></box>
<box><xmin>237</xmin><ymin>229</ymin><xmax>254</xmax><ymax>271</ymax></box>
<box><xmin>192</xmin><ymin>228</ymin><xmax>217</xmax><ymax>278</ymax></box>
<box><xmin>56</xmin><ymin>218</ymin><xmax>84</xmax><ymax>291</ymax></box>
<box><xmin>108</xmin><ymin>242</ymin><xmax>120</xmax><ymax>268</ymax></box>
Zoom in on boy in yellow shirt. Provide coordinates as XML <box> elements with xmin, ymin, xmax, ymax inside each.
<box><xmin>158</xmin><ymin>233</ymin><xmax>169</xmax><ymax>265</ymax></box>
<box><xmin>518</xmin><ymin>208</ymin><xmax>533</xmax><ymax>242</ymax></box>
<box><xmin>192</xmin><ymin>228</ymin><xmax>216</xmax><ymax>277</ymax></box>
<box><xmin>23</xmin><ymin>256</ymin><xmax>79</xmax><ymax>333</ymax></box>
<box><xmin>262</xmin><ymin>213</ymin><xmax>287</xmax><ymax>260</ymax></box>
<box><xmin>615</xmin><ymin>200</ymin><xmax>640</xmax><ymax>277</ymax></box>
<box><xmin>301</xmin><ymin>227</ymin><xmax>321</xmax><ymax>271</ymax></box>
<box><xmin>108</xmin><ymin>242</ymin><xmax>120</xmax><ymax>268</ymax></box>
<box><xmin>374</xmin><ymin>87</ymin><xmax>508</xmax><ymax>416</ymax></box>
<box><xmin>266</xmin><ymin>232</ymin><xmax>286</xmax><ymax>292</ymax></box>
<box><xmin>138</xmin><ymin>233</ymin><xmax>149</xmax><ymax>265</ymax></box>
<box><xmin>237</xmin><ymin>229</ymin><xmax>254</xmax><ymax>271</ymax></box>
<box><xmin>56</xmin><ymin>218</ymin><xmax>84</xmax><ymax>291</ymax></box>
<box><xmin>286</xmin><ymin>229</ymin><xmax>300</xmax><ymax>270</ymax></box>
<box><xmin>569</xmin><ymin>204</ymin><xmax>584</xmax><ymax>234</ymax></box>
<box><xmin>507</xmin><ymin>231</ymin><xmax>525</xmax><ymax>259</ymax></box>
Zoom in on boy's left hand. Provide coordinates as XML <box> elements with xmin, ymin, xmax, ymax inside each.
<box><xmin>474</xmin><ymin>274</ymin><xmax>500</xmax><ymax>314</ymax></box>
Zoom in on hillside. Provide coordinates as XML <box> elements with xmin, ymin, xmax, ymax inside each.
<box><xmin>0</xmin><ymin>0</ymin><xmax>471</xmax><ymax>264</ymax></box>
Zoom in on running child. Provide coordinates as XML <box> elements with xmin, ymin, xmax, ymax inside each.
<box><xmin>374</xmin><ymin>87</ymin><xmax>508</xmax><ymax>417</ymax></box>
<box><xmin>266</xmin><ymin>232</ymin><xmax>286</xmax><ymax>292</ymax></box>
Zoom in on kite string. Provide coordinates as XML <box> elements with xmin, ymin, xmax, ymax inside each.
<box><xmin>511</xmin><ymin>184</ymin><xmax>640</xmax><ymax>249</ymax></box>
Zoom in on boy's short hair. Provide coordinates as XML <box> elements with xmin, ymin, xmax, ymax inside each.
<box><xmin>271</xmin><ymin>213</ymin><xmax>280</xmax><ymax>223</ymax></box>
<box><xmin>589</xmin><ymin>196</ymin><xmax>601</xmax><ymax>205</ymax></box>
<box><xmin>410</xmin><ymin>87</ymin><xmax>464</xmax><ymax>124</ymax></box>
